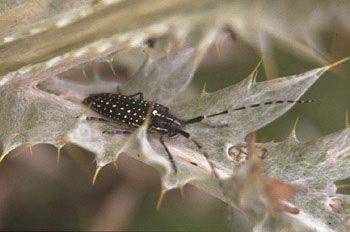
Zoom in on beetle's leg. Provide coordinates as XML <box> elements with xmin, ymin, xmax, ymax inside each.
<box><xmin>188</xmin><ymin>136</ymin><xmax>226</xmax><ymax>195</ymax></box>
<box><xmin>159</xmin><ymin>135</ymin><xmax>178</xmax><ymax>174</ymax></box>
<box><xmin>85</xmin><ymin>116</ymin><xmax>131</xmax><ymax>132</ymax></box>
<box><xmin>116</xmin><ymin>87</ymin><xmax>144</xmax><ymax>100</ymax></box>
<box><xmin>178</xmin><ymin>129</ymin><xmax>226</xmax><ymax>197</ymax></box>
<box><xmin>102</xmin><ymin>130</ymin><xmax>131</xmax><ymax>135</ymax></box>
<box><xmin>86</xmin><ymin>116</ymin><xmax>108</xmax><ymax>122</ymax></box>
<box><xmin>128</xmin><ymin>92</ymin><xmax>144</xmax><ymax>100</ymax></box>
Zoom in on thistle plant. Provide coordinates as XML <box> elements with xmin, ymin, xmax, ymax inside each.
<box><xmin>0</xmin><ymin>1</ymin><xmax>349</xmax><ymax>231</ymax></box>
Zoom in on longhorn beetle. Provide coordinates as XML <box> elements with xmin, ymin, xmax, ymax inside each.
<box><xmin>83</xmin><ymin>92</ymin><xmax>312</xmax><ymax>174</ymax></box>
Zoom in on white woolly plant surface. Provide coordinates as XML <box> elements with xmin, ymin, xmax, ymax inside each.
<box><xmin>1</xmin><ymin>46</ymin><xmax>349</xmax><ymax>232</ymax></box>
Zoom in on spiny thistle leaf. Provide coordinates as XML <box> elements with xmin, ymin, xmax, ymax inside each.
<box><xmin>1</xmin><ymin>44</ymin><xmax>348</xmax><ymax>231</ymax></box>
<box><xmin>260</xmin><ymin>127</ymin><xmax>350</xmax><ymax>231</ymax></box>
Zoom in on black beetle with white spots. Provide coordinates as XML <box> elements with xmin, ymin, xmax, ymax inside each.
<box><xmin>83</xmin><ymin>92</ymin><xmax>312</xmax><ymax>174</ymax></box>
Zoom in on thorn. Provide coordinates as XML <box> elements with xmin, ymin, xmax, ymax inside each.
<box><xmin>57</xmin><ymin>146</ymin><xmax>62</xmax><ymax>163</ymax></box>
<box><xmin>92</xmin><ymin>166</ymin><xmax>102</xmax><ymax>185</ymax></box>
<box><xmin>11</xmin><ymin>144</ymin><xmax>33</xmax><ymax>159</ymax></box>
<box><xmin>82</xmin><ymin>68</ymin><xmax>87</xmax><ymax>79</ymax></box>
<box><xmin>201</xmin><ymin>82</ymin><xmax>208</xmax><ymax>95</ymax></box>
<box><xmin>252</xmin><ymin>59</ymin><xmax>262</xmax><ymax>84</ymax></box>
<box><xmin>258</xmin><ymin>33</ymin><xmax>278</xmax><ymax>80</ymax></box>
<box><xmin>112</xmin><ymin>161</ymin><xmax>118</xmax><ymax>171</ymax></box>
<box><xmin>346</xmin><ymin>110</ymin><xmax>349</xmax><ymax>128</ymax></box>
<box><xmin>245</xmin><ymin>59</ymin><xmax>262</xmax><ymax>89</ymax></box>
<box><xmin>11</xmin><ymin>132</ymin><xmax>20</xmax><ymax>139</ymax></box>
<box><xmin>0</xmin><ymin>152</ymin><xmax>7</xmax><ymax>163</ymax></box>
<box><xmin>107</xmin><ymin>57</ymin><xmax>117</xmax><ymax>78</ymax></box>
<box><xmin>323</xmin><ymin>57</ymin><xmax>349</xmax><ymax>72</ymax></box>
<box><xmin>143</xmin><ymin>47</ymin><xmax>151</xmax><ymax>59</ymax></box>
<box><xmin>29</xmin><ymin>144</ymin><xmax>33</xmax><ymax>156</ymax></box>
<box><xmin>156</xmin><ymin>188</ymin><xmax>167</xmax><ymax>211</ymax></box>
<box><xmin>215</xmin><ymin>38</ymin><xmax>224</xmax><ymax>59</ymax></box>
<box><xmin>290</xmin><ymin>117</ymin><xmax>299</xmax><ymax>138</ymax></box>
<box><xmin>179</xmin><ymin>186</ymin><xmax>185</xmax><ymax>199</ymax></box>
<box><xmin>261</xmin><ymin>53</ymin><xmax>278</xmax><ymax>80</ymax></box>
<box><xmin>143</xmin><ymin>102</ymin><xmax>154</xmax><ymax>127</ymax></box>
<box><xmin>62</xmin><ymin>136</ymin><xmax>70</xmax><ymax>144</ymax></box>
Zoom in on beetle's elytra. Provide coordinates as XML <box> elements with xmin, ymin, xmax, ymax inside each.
<box><xmin>83</xmin><ymin>92</ymin><xmax>189</xmax><ymax>138</ymax></box>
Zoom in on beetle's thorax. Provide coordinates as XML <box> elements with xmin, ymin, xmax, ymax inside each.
<box><xmin>150</xmin><ymin>107</ymin><xmax>186</xmax><ymax>136</ymax></box>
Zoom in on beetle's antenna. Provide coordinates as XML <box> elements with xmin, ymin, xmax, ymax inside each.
<box><xmin>185</xmin><ymin>99</ymin><xmax>313</xmax><ymax>125</ymax></box>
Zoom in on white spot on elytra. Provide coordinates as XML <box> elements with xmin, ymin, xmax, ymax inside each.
<box><xmin>109</xmin><ymin>110</ymin><xmax>112</xmax><ymax>113</ymax></box>
<box><xmin>127</xmin><ymin>110</ymin><xmax>131</xmax><ymax>113</ymax></box>
<box><xmin>112</xmin><ymin>105</ymin><xmax>116</xmax><ymax>107</ymax></box>
<box><xmin>152</xmin><ymin>110</ymin><xmax>158</xmax><ymax>115</ymax></box>
<box><xmin>124</xmin><ymin>115</ymin><xmax>127</xmax><ymax>118</ymax></box>
<box><xmin>120</xmin><ymin>107</ymin><xmax>124</xmax><ymax>110</ymax></box>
